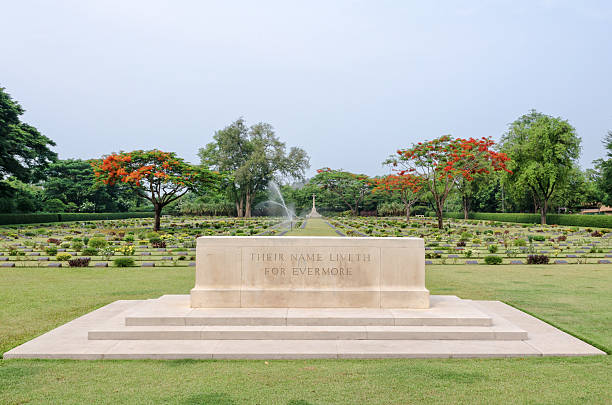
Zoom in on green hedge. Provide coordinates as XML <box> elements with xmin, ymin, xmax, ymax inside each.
<box><xmin>426</xmin><ymin>211</ymin><xmax>612</xmax><ymax>228</ymax></box>
<box><xmin>0</xmin><ymin>212</ymin><xmax>154</xmax><ymax>225</ymax></box>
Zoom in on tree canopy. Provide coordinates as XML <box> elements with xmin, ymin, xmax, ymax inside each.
<box><xmin>0</xmin><ymin>87</ymin><xmax>56</xmax><ymax>185</ymax></box>
<box><xmin>92</xmin><ymin>150</ymin><xmax>218</xmax><ymax>230</ymax></box>
<box><xmin>500</xmin><ymin>110</ymin><xmax>581</xmax><ymax>224</ymax></box>
<box><xmin>199</xmin><ymin>118</ymin><xmax>309</xmax><ymax>217</ymax></box>
<box><xmin>388</xmin><ymin>135</ymin><xmax>510</xmax><ymax>228</ymax></box>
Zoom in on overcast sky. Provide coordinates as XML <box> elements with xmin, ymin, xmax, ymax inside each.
<box><xmin>2</xmin><ymin>1</ymin><xmax>611</xmax><ymax>177</ymax></box>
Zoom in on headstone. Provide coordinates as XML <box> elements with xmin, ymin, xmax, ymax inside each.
<box><xmin>598</xmin><ymin>259</ymin><xmax>611</xmax><ymax>264</ymax></box>
<box><xmin>510</xmin><ymin>260</ymin><xmax>523</xmax><ymax>264</ymax></box>
<box><xmin>94</xmin><ymin>262</ymin><xmax>108</xmax><ymax>267</ymax></box>
<box><xmin>554</xmin><ymin>260</ymin><xmax>568</xmax><ymax>264</ymax></box>
<box><xmin>47</xmin><ymin>263</ymin><xmax>61</xmax><ymax>267</ymax></box>
<box><xmin>466</xmin><ymin>260</ymin><xmax>478</xmax><ymax>264</ymax></box>
<box><xmin>141</xmin><ymin>262</ymin><xmax>155</xmax><ymax>267</ymax></box>
<box><xmin>1</xmin><ymin>262</ymin><xmax>15</xmax><ymax>267</ymax></box>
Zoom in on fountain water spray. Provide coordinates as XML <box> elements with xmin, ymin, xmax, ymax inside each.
<box><xmin>266</xmin><ymin>182</ymin><xmax>296</xmax><ymax>230</ymax></box>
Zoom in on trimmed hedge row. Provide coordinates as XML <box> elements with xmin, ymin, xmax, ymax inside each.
<box><xmin>426</xmin><ymin>211</ymin><xmax>612</xmax><ymax>228</ymax></box>
<box><xmin>0</xmin><ymin>212</ymin><xmax>154</xmax><ymax>225</ymax></box>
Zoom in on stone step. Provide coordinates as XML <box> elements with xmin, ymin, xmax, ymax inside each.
<box><xmin>122</xmin><ymin>295</ymin><xmax>494</xmax><ymax>327</ymax></box>
<box><xmin>125</xmin><ymin>311</ymin><xmax>492</xmax><ymax>327</ymax></box>
<box><xmin>89</xmin><ymin>324</ymin><xmax>527</xmax><ymax>341</ymax></box>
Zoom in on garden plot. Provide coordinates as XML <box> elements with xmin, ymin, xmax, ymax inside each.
<box><xmin>330</xmin><ymin>217</ymin><xmax>612</xmax><ymax>265</ymax></box>
<box><xmin>0</xmin><ymin>216</ymin><xmax>282</xmax><ymax>268</ymax></box>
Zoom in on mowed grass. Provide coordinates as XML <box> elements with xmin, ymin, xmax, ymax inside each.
<box><xmin>0</xmin><ymin>262</ymin><xmax>610</xmax><ymax>404</ymax></box>
<box><xmin>284</xmin><ymin>218</ymin><xmax>339</xmax><ymax>236</ymax></box>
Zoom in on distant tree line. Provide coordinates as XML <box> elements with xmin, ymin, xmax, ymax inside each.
<box><xmin>2</xmin><ymin>85</ymin><xmax>612</xmax><ymax>228</ymax></box>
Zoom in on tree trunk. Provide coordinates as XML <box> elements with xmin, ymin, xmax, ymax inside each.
<box><xmin>236</xmin><ymin>198</ymin><xmax>243</xmax><ymax>217</ymax></box>
<box><xmin>540</xmin><ymin>200</ymin><xmax>547</xmax><ymax>225</ymax></box>
<box><xmin>153</xmin><ymin>203</ymin><xmax>162</xmax><ymax>231</ymax></box>
<box><xmin>435</xmin><ymin>201</ymin><xmax>443</xmax><ymax>229</ymax></box>
<box><xmin>462</xmin><ymin>195</ymin><xmax>469</xmax><ymax>220</ymax></box>
<box><xmin>405</xmin><ymin>204</ymin><xmax>411</xmax><ymax>223</ymax></box>
<box><xmin>244</xmin><ymin>193</ymin><xmax>252</xmax><ymax>218</ymax></box>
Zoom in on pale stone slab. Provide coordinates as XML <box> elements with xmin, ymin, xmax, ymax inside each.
<box><xmin>4</xmin><ymin>296</ymin><xmax>605</xmax><ymax>359</ymax></box>
<box><xmin>191</xmin><ymin>236</ymin><xmax>428</xmax><ymax>308</ymax></box>
<box><xmin>123</xmin><ymin>295</ymin><xmax>492</xmax><ymax>327</ymax></box>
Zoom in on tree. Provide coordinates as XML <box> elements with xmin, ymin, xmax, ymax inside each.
<box><xmin>92</xmin><ymin>150</ymin><xmax>218</xmax><ymax>231</ymax></box>
<box><xmin>0</xmin><ymin>87</ymin><xmax>57</xmax><ymax>184</ymax></box>
<box><xmin>388</xmin><ymin>136</ymin><xmax>510</xmax><ymax>229</ymax></box>
<box><xmin>594</xmin><ymin>130</ymin><xmax>612</xmax><ymax>206</ymax></box>
<box><xmin>312</xmin><ymin>168</ymin><xmax>372</xmax><ymax>215</ymax></box>
<box><xmin>199</xmin><ymin>118</ymin><xmax>309</xmax><ymax>217</ymax></box>
<box><xmin>42</xmin><ymin>159</ymin><xmax>137</xmax><ymax>212</ymax></box>
<box><xmin>372</xmin><ymin>174</ymin><xmax>424</xmax><ymax>222</ymax></box>
<box><xmin>500</xmin><ymin>111</ymin><xmax>581</xmax><ymax>224</ymax></box>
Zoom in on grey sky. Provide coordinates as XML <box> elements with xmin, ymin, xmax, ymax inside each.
<box><xmin>2</xmin><ymin>0</ymin><xmax>611</xmax><ymax>177</ymax></box>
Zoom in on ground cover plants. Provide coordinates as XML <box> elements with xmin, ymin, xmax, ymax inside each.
<box><xmin>330</xmin><ymin>216</ymin><xmax>612</xmax><ymax>265</ymax></box>
<box><xmin>0</xmin><ymin>216</ymin><xmax>283</xmax><ymax>269</ymax></box>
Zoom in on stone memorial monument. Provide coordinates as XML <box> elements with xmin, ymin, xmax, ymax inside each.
<box><xmin>190</xmin><ymin>236</ymin><xmax>429</xmax><ymax>308</ymax></box>
<box><xmin>307</xmin><ymin>193</ymin><xmax>322</xmax><ymax>218</ymax></box>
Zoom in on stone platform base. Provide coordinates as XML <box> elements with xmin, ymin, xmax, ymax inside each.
<box><xmin>4</xmin><ymin>295</ymin><xmax>605</xmax><ymax>359</ymax></box>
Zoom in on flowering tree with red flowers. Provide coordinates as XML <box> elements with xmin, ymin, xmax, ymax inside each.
<box><xmin>372</xmin><ymin>174</ymin><xmax>425</xmax><ymax>222</ymax></box>
<box><xmin>91</xmin><ymin>150</ymin><xmax>218</xmax><ymax>231</ymax></box>
<box><xmin>312</xmin><ymin>168</ymin><xmax>372</xmax><ymax>216</ymax></box>
<box><xmin>386</xmin><ymin>136</ymin><xmax>511</xmax><ymax>229</ymax></box>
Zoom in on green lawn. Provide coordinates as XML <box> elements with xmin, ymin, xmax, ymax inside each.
<box><xmin>1</xmin><ymin>262</ymin><xmax>610</xmax><ymax>404</ymax></box>
<box><xmin>284</xmin><ymin>218</ymin><xmax>339</xmax><ymax>236</ymax></box>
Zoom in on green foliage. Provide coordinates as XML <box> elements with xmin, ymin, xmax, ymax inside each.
<box><xmin>487</xmin><ymin>245</ymin><xmax>498</xmax><ymax>253</ymax></box>
<box><xmin>113</xmin><ymin>257</ymin><xmax>135</xmax><ymax>267</ymax></box>
<box><xmin>56</xmin><ymin>253</ymin><xmax>72</xmax><ymax>261</ymax></box>
<box><xmin>45</xmin><ymin>246</ymin><xmax>58</xmax><ymax>256</ymax></box>
<box><xmin>484</xmin><ymin>255</ymin><xmax>502</xmax><ymax>265</ymax></box>
<box><xmin>88</xmin><ymin>237</ymin><xmax>108</xmax><ymax>249</ymax></box>
<box><xmin>500</xmin><ymin>110</ymin><xmax>581</xmax><ymax>223</ymax></box>
<box><xmin>434</xmin><ymin>212</ymin><xmax>612</xmax><ymax>228</ymax></box>
<box><xmin>0</xmin><ymin>87</ymin><xmax>57</xmax><ymax>183</ymax></box>
<box><xmin>82</xmin><ymin>247</ymin><xmax>98</xmax><ymax>256</ymax></box>
<box><xmin>312</xmin><ymin>169</ymin><xmax>372</xmax><ymax>215</ymax></box>
<box><xmin>0</xmin><ymin>212</ymin><xmax>154</xmax><ymax>225</ymax></box>
<box><xmin>199</xmin><ymin>118</ymin><xmax>309</xmax><ymax>217</ymax></box>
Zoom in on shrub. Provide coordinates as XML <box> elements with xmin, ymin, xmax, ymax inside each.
<box><xmin>82</xmin><ymin>247</ymin><xmax>98</xmax><ymax>256</ymax></box>
<box><xmin>47</xmin><ymin>238</ymin><xmax>61</xmax><ymax>245</ymax></box>
<box><xmin>514</xmin><ymin>239</ymin><xmax>526</xmax><ymax>247</ymax></box>
<box><xmin>527</xmin><ymin>255</ymin><xmax>549</xmax><ymax>265</ymax></box>
<box><xmin>71</xmin><ymin>241</ymin><xmax>84</xmax><ymax>251</ymax></box>
<box><xmin>56</xmin><ymin>253</ymin><xmax>72</xmax><ymax>261</ymax></box>
<box><xmin>68</xmin><ymin>257</ymin><xmax>91</xmax><ymax>267</ymax></box>
<box><xmin>591</xmin><ymin>231</ymin><xmax>603</xmax><ymax>237</ymax></box>
<box><xmin>488</xmin><ymin>245</ymin><xmax>498</xmax><ymax>253</ymax></box>
<box><xmin>456</xmin><ymin>241</ymin><xmax>466</xmax><ymax>247</ymax></box>
<box><xmin>115</xmin><ymin>245</ymin><xmax>135</xmax><ymax>256</ymax></box>
<box><xmin>88</xmin><ymin>237</ymin><xmax>108</xmax><ymax>249</ymax></box>
<box><xmin>151</xmin><ymin>240</ymin><xmax>166</xmax><ymax>248</ymax></box>
<box><xmin>45</xmin><ymin>246</ymin><xmax>58</xmax><ymax>256</ymax></box>
<box><xmin>113</xmin><ymin>257</ymin><xmax>135</xmax><ymax>267</ymax></box>
<box><xmin>484</xmin><ymin>255</ymin><xmax>502</xmax><ymax>265</ymax></box>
